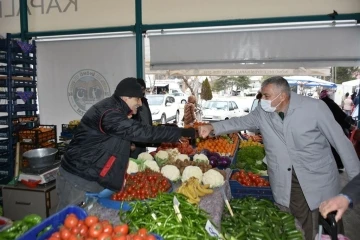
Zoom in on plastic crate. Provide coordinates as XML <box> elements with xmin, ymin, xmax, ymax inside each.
<box><xmin>62</xmin><ymin>124</ymin><xmax>79</xmax><ymax>133</ymax></box>
<box><xmin>14</xmin><ymin>104</ymin><xmax>37</xmax><ymax>112</ymax></box>
<box><xmin>0</xmin><ymin>52</ymin><xmax>35</xmax><ymax>64</ymax></box>
<box><xmin>18</xmin><ymin>205</ymin><xmax>164</xmax><ymax>240</ymax></box>
<box><xmin>0</xmin><ymin>65</ymin><xmax>35</xmax><ymax>76</ymax></box>
<box><xmin>21</xmin><ymin>141</ymin><xmax>56</xmax><ymax>154</ymax></box>
<box><xmin>19</xmin><ymin>125</ymin><xmax>56</xmax><ymax>144</ymax></box>
<box><xmin>0</xmin><ymin>139</ymin><xmax>16</xmax><ymax>152</ymax></box>
<box><xmin>0</xmin><ymin>166</ymin><xmax>14</xmax><ymax>184</ymax></box>
<box><xmin>0</xmin><ymin>151</ymin><xmax>15</xmax><ymax>165</ymax></box>
<box><xmin>18</xmin><ymin>206</ymin><xmax>87</xmax><ymax>240</ymax></box>
<box><xmin>229</xmin><ymin>170</ymin><xmax>274</xmax><ymax>201</ymax></box>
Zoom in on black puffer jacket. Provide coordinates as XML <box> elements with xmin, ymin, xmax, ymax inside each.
<box><xmin>62</xmin><ymin>95</ymin><xmax>186</xmax><ymax>191</ymax></box>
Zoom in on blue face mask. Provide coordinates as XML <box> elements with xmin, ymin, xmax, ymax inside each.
<box><xmin>261</xmin><ymin>93</ymin><xmax>283</xmax><ymax>112</ymax></box>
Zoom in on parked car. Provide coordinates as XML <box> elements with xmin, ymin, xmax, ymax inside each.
<box><xmin>147</xmin><ymin>94</ymin><xmax>180</xmax><ymax>124</ymax></box>
<box><xmin>172</xmin><ymin>92</ymin><xmax>188</xmax><ymax>104</ymax></box>
<box><xmin>202</xmin><ymin>100</ymin><xmax>245</xmax><ymax>122</ymax></box>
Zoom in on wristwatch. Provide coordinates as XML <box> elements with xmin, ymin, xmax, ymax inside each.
<box><xmin>338</xmin><ymin>193</ymin><xmax>353</xmax><ymax>208</ymax></box>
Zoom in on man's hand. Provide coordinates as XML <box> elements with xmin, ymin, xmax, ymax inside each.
<box><xmin>319</xmin><ymin>195</ymin><xmax>350</xmax><ymax>221</ymax></box>
<box><xmin>198</xmin><ymin>124</ymin><xmax>214</xmax><ymax>138</ymax></box>
<box><xmin>130</xmin><ymin>143</ymin><xmax>136</xmax><ymax>151</ymax></box>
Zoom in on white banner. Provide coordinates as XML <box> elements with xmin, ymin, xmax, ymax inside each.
<box><xmin>37</xmin><ymin>37</ymin><xmax>136</xmax><ymax>137</ymax></box>
<box><xmin>147</xmin><ymin>68</ymin><xmax>331</xmax><ymax>76</ymax></box>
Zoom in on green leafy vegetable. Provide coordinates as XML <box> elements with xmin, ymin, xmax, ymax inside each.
<box><xmin>234</xmin><ymin>146</ymin><xmax>267</xmax><ymax>173</ymax></box>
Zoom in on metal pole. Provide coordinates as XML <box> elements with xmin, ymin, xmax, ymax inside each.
<box><xmin>135</xmin><ymin>0</ymin><xmax>144</xmax><ymax>79</ymax></box>
<box><xmin>19</xmin><ymin>0</ymin><xmax>28</xmax><ymax>41</ymax></box>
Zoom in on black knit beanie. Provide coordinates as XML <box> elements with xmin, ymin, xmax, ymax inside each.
<box><xmin>136</xmin><ymin>78</ymin><xmax>146</xmax><ymax>88</ymax></box>
<box><xmin>114</xmin><ymin>77</ymin><xmax>143</xmax><ymax>98</ymax></box>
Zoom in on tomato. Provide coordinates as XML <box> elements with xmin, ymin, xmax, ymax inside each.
<box><xmin>133</xmin><ymin>235</ymin><xmax>143</xmax><ymax>240</ymax></box>
<box><xmin>113</xmin><ymin>224</ymin><xmax>129</xmax><ymax>235</ymax></box>
<box><xmin>49</xmin><ymin>237</ymin><xmax>59</xmax><ymax>240</ymax></box>
<box><xmin>102</xmin><ymin>224</ymin><xmax>113</xmax><ymax>234</ymax></box>
<box><xmin>65</xmin><ymin>215</ymin><xmax>79</xmax><ymax>229</ymax></box>
<box><xmin>77</xmin><ymin>220</ymin><xmax>85</xmax><ymax>227</ymax></box>
<box><xmin>88</xmin><ymin>223</ymin><xmax>103</xmax><ymax>238</ymax></box>
<box><xmin>97</xmin><ymin>233</ymin><xmax>112</xmax><ymax>240</ymax></box>
<box><xmin>71</xmin><ymin>227</ymin><xmax>80</xmax><ymax>235</ymax></box>
<box><xmin>60</xmin><ymin>227</ymin><xmax>71</xmax><ymax>240</ymax></box>
<box><xmin>84</xmin><ymin>216</ymin><xmax>99</xmax><ymax>227</ymax></box>
<box><xmin>137</xmin><ymin>228</ymin><xmax>147</xmax><ymax>237</ymax></box>
<box><xmin>112</xmin><ymin>232</ymin><xmax>126</xmax><ymax>240</ymax></box>
<box><xmin>68</xmin><ymin>235</ymin><xmax>83</xmax><ymax>240</ymax></box>
<box><xmin>145</xmin><ymin>235</ymin><xmax>156</xmax><ymax>240</ymax></box>
<box><xmin>79</xmin><ymin>225</ymin><xmax>88</xmax><ymax>237</ymax></box>
<box><xmin>51</xmin><ymin>232</ymin><xmax>61</xmax><ymax>238</ymax></box>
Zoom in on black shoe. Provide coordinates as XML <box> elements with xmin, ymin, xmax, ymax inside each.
<box><xmin>338</xmin><ymin>169</ymin><xmax>344</xmax><ymax>173</ymax></box>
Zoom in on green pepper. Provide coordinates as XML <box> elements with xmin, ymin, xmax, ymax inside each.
<box><xmin>23</xmin><ymin>214</ymin><xmax>42</xmax><ymax>226</ymax></box>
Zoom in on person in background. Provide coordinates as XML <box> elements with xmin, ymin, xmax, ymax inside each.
<box><xmin>343</xmin><ymin>93</ymin><xmax>354</xmax><ymax>116</ymax></box>
<box><xmin>130</xmin><ymin>78</ymin><xmax>153</xmax><ymax>159</ymax></box>
<box><xmin>341</xmin><ymin>92</ymin><xmax>349</xmax><ymax>110</ymax></box>
<box><xmin>351</xmin><ymin>91</ymin><xmax>357</xmax><ymax>101</ymax></box>
<box><xmin>57</xmin><ymin>77</ymin><xmax>195</xmax><ymax>211</ymax></box>
<box><xmin>354</xmin><ymin>92</ymin><xmax>360</xmax><ymax>107</ymax></box>
<box><xmin>319</xmin><ymin>90</ymin><xmax>355</xmax><ymax>172</ymax></box>
<box><xmin>183</xmin><ymin>95</ymin><xmax>197</xmax><ymax>126</ymax></box>
<box><xmin>320</xmin><ymin>173</ymin><xmax>360</xmax><ymax>222</ymax></box>
<box><xmin>198</xmin><ymin>76</ymin><xmax>360</xmax><ymax>240</ymax></box>
<box><xmin>256</xmin><ymin>92</ymin><xmax>262</xmax><ymax>102</ymax></box>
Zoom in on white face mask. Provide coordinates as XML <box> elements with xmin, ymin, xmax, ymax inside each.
<box><xmin>261</xmin><ymin>93</ymin><xmax>283</xmax><ymax>112</ymax></box>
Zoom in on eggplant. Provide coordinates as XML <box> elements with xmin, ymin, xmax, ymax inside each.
<box><xmin>218</xmin><ymin>156</ymin><xmax>232</xmax><ymax>167</ymax></box>
<box><xmin>212</xmin><ymin>152</ymin><xmax>221</xmax><ymax>159</ymax></box>
<box><xmin>209</xmin><ymin>156</ymin><xmax>218</xmax><ymax>168</ymax></box>
<box><xmin>201</xmin><ymin>149</ymin><xmax>211</xmax><ymax>157</ymax></box>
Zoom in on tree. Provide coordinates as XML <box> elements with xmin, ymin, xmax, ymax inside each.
<box><xmin>211</xmin><ymin>76</ymin><xmax>250</xmax><ymax>92</ymax></box>
<box><xmin>335</xmin><ymin>67</ymin><xmax>359</xmax><ymax>84</ymax></box>
<box><xmin>182</xmin><ymin>76</ymin><xmax>201</xmax><ymax>100</ymax></box>
<box><xmin>212</xmin><ymin>76</ymin><xmax>228</xmax><ymax>92</ymax></box>
<box><xmin>201</xmin><ymin>78</ymin><xmax>213</xmax><ymax>101</ymax></box>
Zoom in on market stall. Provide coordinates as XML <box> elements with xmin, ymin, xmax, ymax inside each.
<box><xmin>0</xmin><ymin>125</ymin><xmax>305</xmax><ymax>240</ymax></box>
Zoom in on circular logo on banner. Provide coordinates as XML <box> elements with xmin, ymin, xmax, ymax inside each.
<box><xmin>67</xmin><ymin>69</ymin><xmax>111</xmax><ymax>116</ymax></box>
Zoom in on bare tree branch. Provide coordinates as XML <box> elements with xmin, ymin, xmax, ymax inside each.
<box><xmin>182</xmin><ymin>76</ymin><xmax>195</xmax><ymax>95</ymax></box>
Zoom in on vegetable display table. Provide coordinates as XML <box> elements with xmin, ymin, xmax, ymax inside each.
<box><xmin>86</xmin><ymin>169</ymin><xmax>232</xmax><ymax>228</ymax></box>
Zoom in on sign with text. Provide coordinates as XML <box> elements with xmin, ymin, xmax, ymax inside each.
<box><xmin>0</xmin><ymin>0</ymin><xmax>135</xmax><ymax>34</ymax></box>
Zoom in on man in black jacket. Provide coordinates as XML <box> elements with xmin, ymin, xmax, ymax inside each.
<box><xmin>56</xmin><ymin>77</ymin><xmax>195</xmax><ymax>211</ymax></box>
<box><xmin>130</xmin><ymin>78</ymin><xmax>152</xmax><ymax>158</ymax></box>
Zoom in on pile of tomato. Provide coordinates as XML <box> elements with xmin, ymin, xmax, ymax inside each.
<box><xmin>47</xmin><ymin>214</ymin><xmax>156</xmax><ymax>240</ymax></box>
<box><xmin>111</xmin><ymin>169</ymin><xmax>171</xmax><ymax>201</ymax></box>
<box><xmin>230</xmin><ymin>170</ymin><xmax>270</xmax><ymax>187</ymax></box>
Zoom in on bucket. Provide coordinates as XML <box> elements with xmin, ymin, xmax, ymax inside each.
<box><xmin>22</xmin><ymin>148</ymin><xmax>58</xmax><ymax>169</ymax></box>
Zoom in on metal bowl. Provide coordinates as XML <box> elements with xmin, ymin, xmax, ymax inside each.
<box><xmin>23</xmin><ymin>148</ymin><xmax>58</xmax><ymax>169</ymax></box>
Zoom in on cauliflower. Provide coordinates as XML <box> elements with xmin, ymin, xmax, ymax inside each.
<box><xmin>181</xmin><ymin>166</ymin><xmax>203</xmax><ymax>182</ymax></box>
<box><xmin>138</xmin><ymin>152</ymin><xmax>154</xmax><ymax>161</ymax></box>
<box><xmin>202</xmin><ymin>169</ymin><xmax>225</xmax><ymax>188</ymax></box>
<box><xmin>193</xmin><ymin>154</ymin><xmax>209</xmax><ymax>164</ymax></box>
<box><xmin>166</xmin><ymin>148</ymin><xmax>180</xmax><ymax>163</ymax></box>
<box><xmin>127</xmin><ymin>160</ymin><xmax>139</xmax><ymax>174</ymax></box>
<box><xmin>176</xmin><ymin>154</ymin><xmax>189</xmax><ymax>161</ymax></box>
<box><xmin>161</xmin><ymin>165</ymin><xmax>181</xmax><ymax>181</ymax></box>
<box><xmin>144</xmin><ymin>160</ymin><xmax>160</xmax><ymax>172</ymax></box>
<box><xmin>155</xmin><ymin>150</ymin><xmax>169</xmax><ymax>167</ymax></box>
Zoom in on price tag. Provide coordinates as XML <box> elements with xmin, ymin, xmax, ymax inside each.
<box><xmin>205</xmin><ymin>220</ymin><xmax>220</xmax><ymax>238</ymax></box>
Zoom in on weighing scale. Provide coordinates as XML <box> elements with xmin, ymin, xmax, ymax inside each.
<box><xmin>18</xmin><ymin>161</ymin><xmax>61</xmax><ymax>185</ymax></box>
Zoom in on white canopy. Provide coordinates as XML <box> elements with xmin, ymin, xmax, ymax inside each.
<box><xmin>284</xmin><ymin>76</ymin><xmax>336</xmax><ymax>88</ymax></box>
<box><xmin>342</xmin><ymin>79</ymin><xmax>360</xmax><ymax>87</ymax></box>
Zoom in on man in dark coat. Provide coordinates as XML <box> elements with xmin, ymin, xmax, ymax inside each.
<box><xmin>57</xmin><ymin>77</ymin><xmax>195</xmax><ymax>211</ymax></box>
<box><xmin>130</xmin><ymin>78</ymin><xmax>153</xmax><ymax>158</ymax></box>
<box><xmin>320</xmin><ymin>90</ymin><xmax>355</xmax><ymax>171</ymax></box>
